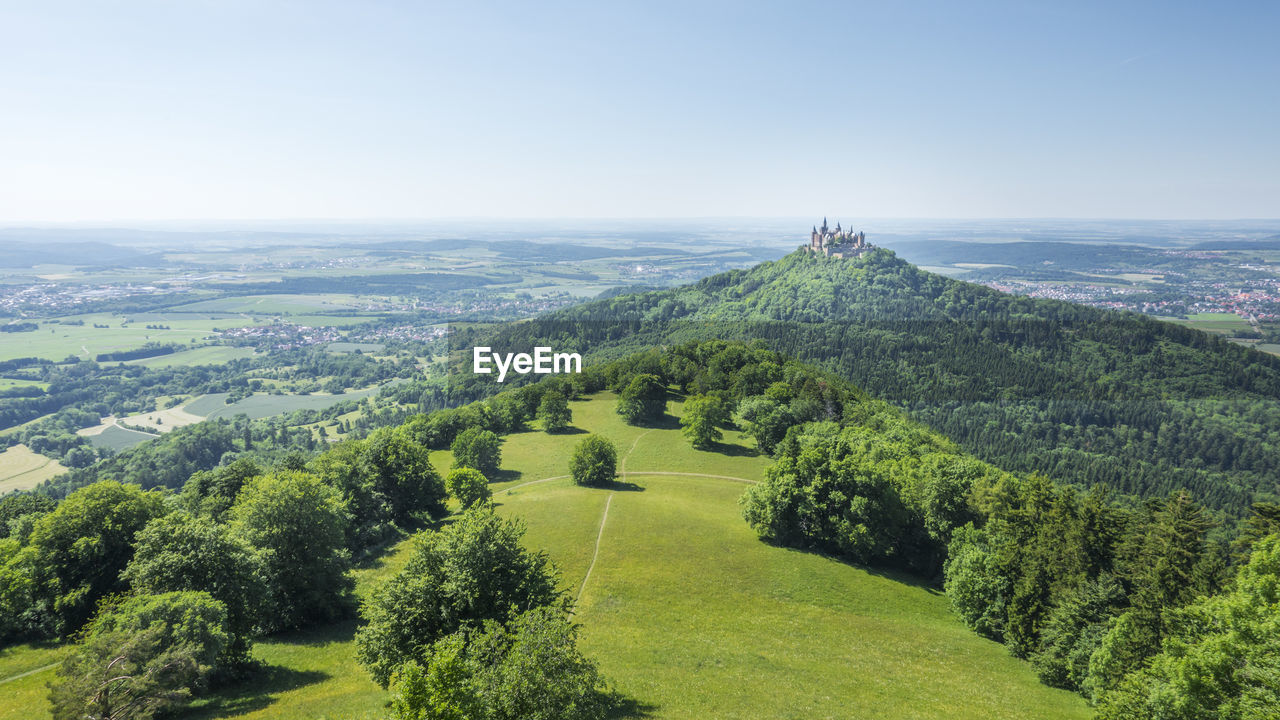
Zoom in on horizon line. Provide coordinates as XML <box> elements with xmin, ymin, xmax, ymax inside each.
<box><xmin>2</xmin><ymin>215</ymin><xmax>1280</xmax><ymax>229</ymax></box>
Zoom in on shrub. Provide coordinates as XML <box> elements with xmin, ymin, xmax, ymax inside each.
<box><xmin>537</xmin><ymin>389</ymin><xmax>572</xmax><ymax>433</ymax></box>
<box><xmin>451</xmin><ymin>428</ymin><xmax>502</xmax><ymax>477</ymax></box>
<box><xmin>569</xmin><ymin>435</ymin><xmax>617</xmax><ymax>487</ymax></box>
<box><xmin>615</xmin><ymin>374</ymin><xmax>666</xmax><ymax>425</ymax></box>
<box><xmin>447</xmin><ymin>468</ymin><xmax>492</xmax><ymax>508</ymax></box>
<box><xmin>355</xmin><ymin>506</ymin><xmax>560</xmax><ymax>688</ymax></box>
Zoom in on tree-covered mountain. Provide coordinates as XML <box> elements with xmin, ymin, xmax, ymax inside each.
<box><xmin>470</xmin><ymin>247</ymin><xmax>1280</xmax><ymax>516</ymax></box>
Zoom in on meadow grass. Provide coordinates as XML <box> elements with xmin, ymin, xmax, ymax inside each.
<box><xmin>0</xmin><ymin>378</ymin><xmax>49</xmax><ymax>392</ymax></box>
<box><xmin>120</xmin><ymin>405</ymin><xmax>206</xmax><ymax>434</ymax></box>
<box><xmin>0</xmin><ymin>643</ymin><xmax>66</xmax><ymax>720</ymax></box>
<box><xmin>491</xmin><ymin>393</ymin><xmax>1089</xmax><ymax>719</ymax></box>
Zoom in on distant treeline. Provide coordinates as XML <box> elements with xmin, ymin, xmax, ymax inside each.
<box><xmin>95</xmin><ymin>344</ymin><xmax>179</xmax><ymax>363</ymax></box>
<box><xmin>205</xmin><ymin>272</ymin><xmax>522</xmax><ymax>297</ymax></box>
<box><xmin>0</xmin><ymin>322</ymin><xmax>38</xmax><ymax>333</ymax></box>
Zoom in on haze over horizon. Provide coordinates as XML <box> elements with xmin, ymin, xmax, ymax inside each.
<box><xmin>2</xmin><ymin>1</ymin><xmax>1277</xmax><ymax>223</ymax></box>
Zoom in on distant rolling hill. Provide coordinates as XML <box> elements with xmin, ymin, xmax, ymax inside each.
<box><xmin>0</xmin><ymin>240</ymin><xmax>164</xmax><ymax>268</ymax></box>
<box><xmin>474</xmin><ymin>247</ymin><xmax>1280</xmax><ymax>516</ymax></box>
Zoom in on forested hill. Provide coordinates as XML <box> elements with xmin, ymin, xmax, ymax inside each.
<box><xmin>477</xmin><ymin>247</ymin><xmax>1280</xmax><ymax>516</ymax></box>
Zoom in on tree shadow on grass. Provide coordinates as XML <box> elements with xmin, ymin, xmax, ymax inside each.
<box><xmin>183</xmin><ymin>665</ymin><xmax>330</xmax><ymax>719</ymax></box>
<box><xmin>649</xmin><ymin>413</ymin><xmax>682</xmax><ymax>430</ymax></box>
<box><xmin>764</xmin><ymin>541</ymin><xmax>943</xmax><ymax>595</ymax></box>
<box><xmin>607</xmin><ymin>695</ymin><xmax>660</xmax><ymax>719</ymax></box>
<box><xmin>548</xmin><ymin>425</ymin><xmax>589</xmax><ymax>435</ymax></box>
<box><xmin>489</xmin><ymin>468</ymin><xmax>523</xmax><ymax>483</ymax></box>
<box><xmin>597</xmin><ymin>478</ymin><xmax>645</xmax><ymax>492</ymax></box>
<box><xmin>706</xmin><ymin>439</ymin><xmax>760</xmax><ymax>457</ymax></box>
<box><xmin>626</xmin><ymin>413</ymin><xmax>681</xmax><ymax>431</ymax></box>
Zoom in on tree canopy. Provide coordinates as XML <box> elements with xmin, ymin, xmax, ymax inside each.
<box><xmin>569</xmin><ymin>435</ymin><xmax>617</xmax><ymax>488</ymax></box>
<box><xmin>355</xmin><ymin>506</ymin><xmax>560</xmax><ymax>688</ymax></box>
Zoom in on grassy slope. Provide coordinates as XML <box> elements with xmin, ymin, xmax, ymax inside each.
<box><xmin>496</xmin><ymin>394</ymin><xmax>1089</xmax><ymax>720</ymax></box>
<box><xmin>0</xmin><ymin>393</ymin><xmax>1090</xmax><ymax>719</ymax></box>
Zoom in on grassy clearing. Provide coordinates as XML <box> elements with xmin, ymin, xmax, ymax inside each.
<box><xmin>0</xmin><ymin>445</ymin><xmax>68</xmax><ymax>493</ymax></box>
<box><xmin>0</xmin><ymin>378</ymin><xmax>49</xmax><ymax>392</ymax></box>
<box><xmin>183</xmin><ymin>393</ymin><xmax>234</xmax><ymax>417</ymax></box>
<box><xmin>490</xmin><ymin>394</ymin><xmax>1089</xmax><ymax>719</ymax></box>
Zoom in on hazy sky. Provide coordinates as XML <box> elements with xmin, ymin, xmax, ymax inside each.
<box><xmin>1</xmin><ymin>1</ymin><xmax>1277</xmax><ymax>222</ymax></box>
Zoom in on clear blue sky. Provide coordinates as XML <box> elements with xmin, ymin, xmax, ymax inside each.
<box><xmin>1</xmin><ymin>1</ymin><xmax>1276</xmax><ymax>222</ymax></box>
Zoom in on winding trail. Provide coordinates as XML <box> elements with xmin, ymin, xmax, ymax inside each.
<box><xmin>575</xmin><ymin>493</ymin><xmax>613</xmax><ymax>606</ymax></box>
<box><xmin>502</xmin><ymin>474</ymin><xmax>570</xmax><ymax>493</ymax></box>
<box><xmin>619</xmin><ymin>429</ymin><xmax>653</xmax><ymax>479</ymax></box>
<box><xmin>0</xmin><ymin>662</ymin><xmax>58</xmax><ymax>686</ymax></box>
<box><xmin>574</xmin><ymin>429</ymin><xmax>651</xmax><ymax>608</ymax></box>
<box><xmin>623</xmin><ymin>471</ymin><xmax>756</xmax><ymax>485</ymax></box>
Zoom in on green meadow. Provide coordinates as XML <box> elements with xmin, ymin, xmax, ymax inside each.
<box><xmin>0</xmin><ymin>378</ymin><xmax>49</xmax><ymax>392</ymax></box>
<box><xmin>0</xmin><ymin>392</ymin><xmax>1090</xmax><ymax>720</ymax></box>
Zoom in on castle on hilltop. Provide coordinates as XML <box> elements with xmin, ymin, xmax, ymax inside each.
<box><xmin>807</xmin><ymin>218</ymin><xmax>871</xmax><ymax>258</ymax></box>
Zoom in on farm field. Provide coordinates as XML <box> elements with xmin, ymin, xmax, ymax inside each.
<box><xmin>125</xmin><ymin>345</ymin><xmax>256</xmax><ymax>368</ymax></box>
<box><xmin>166</xmin><ymin>294</ymin><xmax>370</xmax><ymax>315</ymax></box>
<box><xmin>0</xmin><ymin>312</ymin><xmax>259</xmax><ymax>362</ymax></box>
<box><xmin>70</xmin><ymin>384</ymin><xmax>400</xmax><ymax>454</ymax></box>
<box><xmin>1166</xmin><ymin>311</ymin><xmax>1253</xmax><ymax>335</ymax></box>
<box><xmin>79</xmin><ymin>422</ymin><xmax>158</xmax><ymax>452</ymax></box>
<box><xmin>120</xmin><ymin>405</ymin><xmax>207</xmax><ymax>434</ymax></box>
<box><xmin>0</xmin><ymin>392</ymin><xmax>1086</xmax><ymax>720</ymax></box>
<box><xmin>0</xmin><ymin>444</ymin><xmax>67</xmax><ymax>493</ymax></box>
